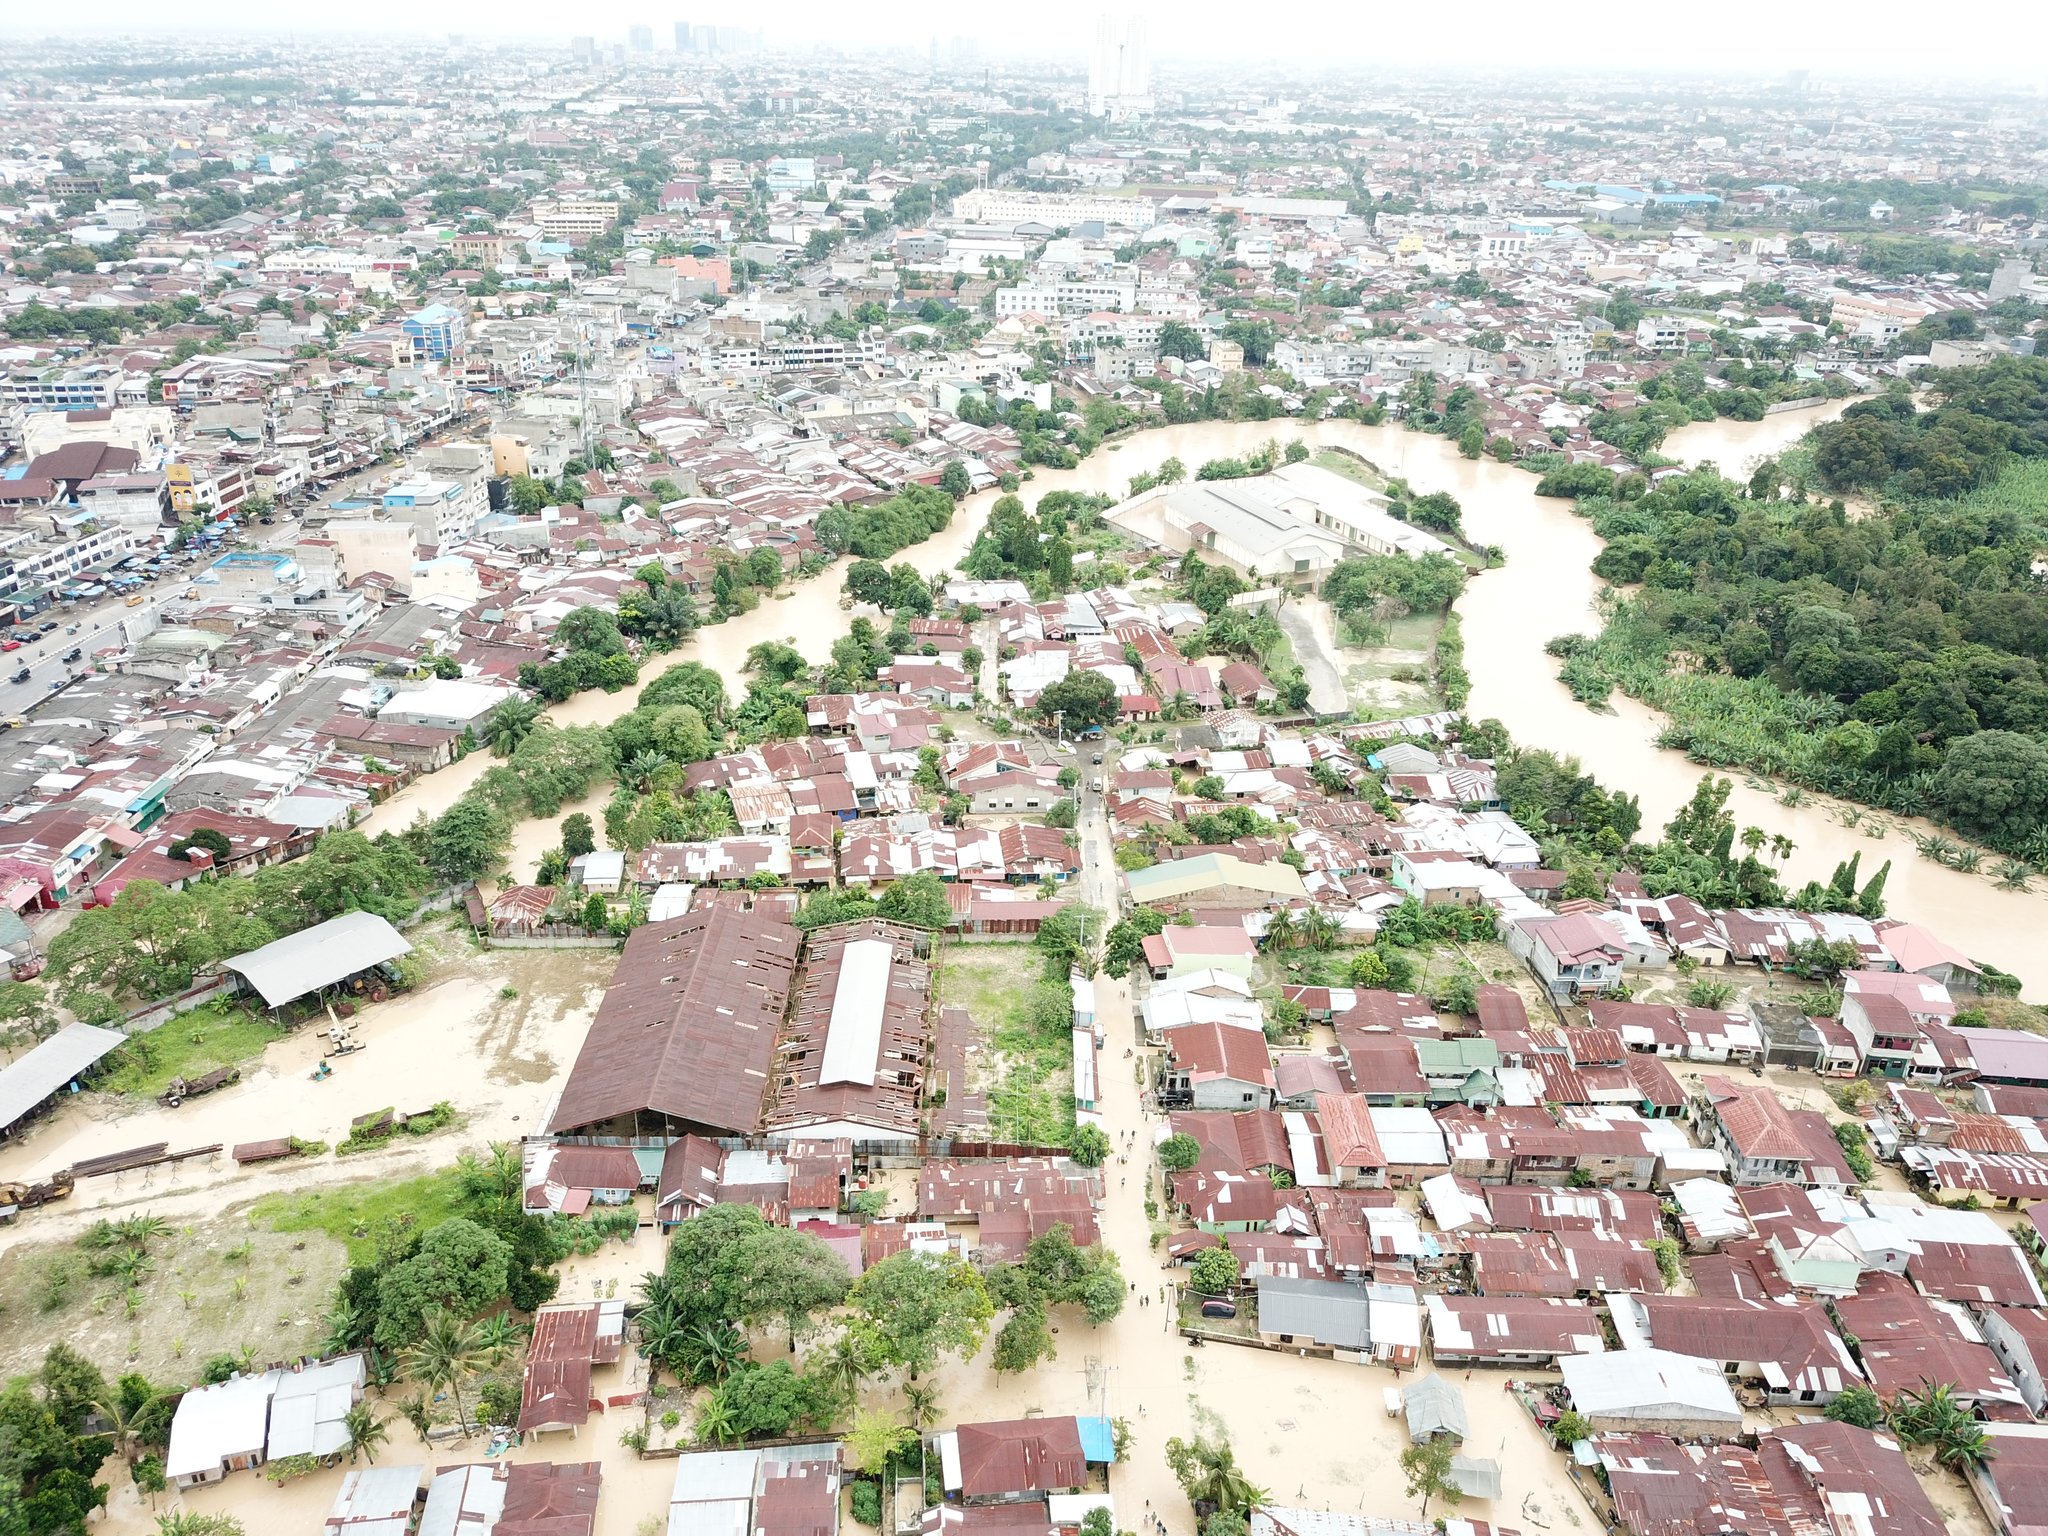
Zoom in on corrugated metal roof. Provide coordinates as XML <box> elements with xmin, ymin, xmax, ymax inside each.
<box><xmin>1255</xmin><ymin>1275</ymin><xmax>1373</xmax><ymax>1349</ymax></box>
<box><xmin>1402</xmin><ymin>1374</ymin><xmax>1469</xmax><ymax>1440</ymax></box>
<box><xmin>0</xmin><ymin>1021</ymin><xmax>126</xmax><ymax>1133</ymax></box>
<box><xmin>818</xmin><ymin>938</ymin><xmax>891</xmax><ymax>1087</ymax></box>
<box><xmin>549</xmin><ymin>907</ymin><xmax>800</xmax><ymax>1136</ymax></box>
<box><xmin>224</xmin><ymin>909</ymin><xmax>411</xmax><ymax>1009</ymax></box>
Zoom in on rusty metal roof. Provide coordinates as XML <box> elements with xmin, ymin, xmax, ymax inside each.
<box><xmin>547</xmin><ymin>907</ymin><xmax>800</xmax><ymax>1136</ymax></box>
<box><xmin>766</xmin><ymin>920</ymin><xmax>927</xmax><ymax>1139</ymax></box>
<box><xmin>955</xmin><ymin>1417</ymin><xmax>1086</xmax><ymax>1499</ymax></box>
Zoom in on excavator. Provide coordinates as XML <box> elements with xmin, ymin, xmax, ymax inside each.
<box><xmin>0</xmin><ymin>1169</ymin><xmax>75</xmax><ymax>1213</ymax></box>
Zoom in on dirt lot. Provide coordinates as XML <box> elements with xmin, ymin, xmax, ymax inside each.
<box><xmin>0</xmin><ymin>936</ymin><xmax>616</xmax><ymax>1236</ymax></box>
<box><xmin>0</xmin><ymin>1204</ymin><xmax>349</xmax><ymax>1384</ymax></box>
<box><xmin>1339</xmin><ymin>611</ymin><xmax>1444</xmax><ymax>720</ymax></box>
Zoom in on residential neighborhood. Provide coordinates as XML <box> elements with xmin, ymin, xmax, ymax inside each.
<box><xmin>0</xmin><ymin>20</ymin><xmax>2046</xmax><ymax>1536</ymax></box>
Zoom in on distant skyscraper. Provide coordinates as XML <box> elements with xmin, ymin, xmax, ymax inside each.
<box><xmin>675</xmin><ymin>21</ymin><xmax>693</xmax><ymax>50</ymax></box>
<box><xmin>1086</xmin><ymin>13</ymin><xmax>1152</xmax><ymax>121</ymax></box>
<box><xmin>628</xmin><ymin>23</ymin><xmax>654</xmax><ymax>51</ymax></box>
<box><xmin>570</xmin><ymin>35</ymin><xmax>597</xmax><ymax>63</ymax></box>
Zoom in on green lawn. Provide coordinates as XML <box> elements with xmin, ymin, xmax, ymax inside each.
<box><xmin>1310</xmin><ymin>449</ymin><xmax>1384</xmax><ymax>489</ymax></box>
<box><xmin>938</xmin><ymin>943</ymin><xmax>1075</xmax><ymax>1147</ymax></box>
<box><xmin>1256</xmin><ymin>625</ymin><xmax>1297</xmax><ymax>678</ymax></box>
<box><xmin>98</xmin><ymin>1005</ymin><xmax>286</xmax><ymax>1099</ymax></box>
<box><xmin>249</xmin><ymin>1169</ymin><xmax>466</xmax><ymax>1264</ymax></box>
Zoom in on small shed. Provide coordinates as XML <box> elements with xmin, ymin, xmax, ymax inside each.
<box><xmin>573</xmin><ymin>850</ymin><xmax>626</xmax><ymax>894</ymax></box>
<box><xmin>325</xmin><ymin>1463</ymin><xmax>424</xmax><ymax>1534</ymax></box>
<box><xmin>0</xmin><ymin>1022</ymin><xmax>127</xmax><ymax>1140</ymax></box>
<box><xmin>1448</xmin><ymin>1455</ymin><xmax>1502</xmax><ymax>1501</ymax></box>
<box><xmin>1402</xmin><ymin>1374</ymin><xmax>1469</xmax><ymax>1442</ymax></box>
<box><xmin>224</xmin><ymin>910</ymin><xmax>412</xmax><ymax>1010</ymax></box>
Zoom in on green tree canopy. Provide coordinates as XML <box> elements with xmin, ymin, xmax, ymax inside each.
<box><xmin>849</xmin><ymin>1252</ymin><xmax>994</xmax><ymax>1379</ymax></box>
<box><xmin>374</xmin><ymin>1217</ymin><xmax>514</xmax><ymax>1348</ymax></box>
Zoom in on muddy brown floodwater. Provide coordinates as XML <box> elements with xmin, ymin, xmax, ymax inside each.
<box><xmin>365</xmin><ymin>404</ymin><xmax>2046</xmax><ymax>988</ymax></box>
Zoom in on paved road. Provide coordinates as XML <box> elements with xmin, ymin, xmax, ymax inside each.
<box><xmin>1275</xmin><ymin>595</ymin><xmax>1352</xmax><ymax>715</ymax></box>
<box><xmin>0</xmin><ymin>588</ymin><xmax>178</xmax><ymax>716</ymax></box>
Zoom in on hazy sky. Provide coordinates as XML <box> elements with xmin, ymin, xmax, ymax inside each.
<box><xmin>2</xmin><ymin>0</ymin><xmax>2042</xmax><ymax>81</ymax></box>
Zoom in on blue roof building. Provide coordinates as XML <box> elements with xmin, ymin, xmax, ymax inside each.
<box><xmin>401</xmin><ymin>303</ymin><xmax>465</xmax><ymax>361</ymax></box>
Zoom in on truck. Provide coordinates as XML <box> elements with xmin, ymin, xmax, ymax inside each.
<box><xmin>158</xmin><ymin>1065</ymin><xmax>241</xmax><ymax>1108</ymax></box>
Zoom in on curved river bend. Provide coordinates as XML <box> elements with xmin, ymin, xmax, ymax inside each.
<box><xmin>363</xmin><ymin>403</ymin><xmax>2045</xmax><ymax>996</ymax></box>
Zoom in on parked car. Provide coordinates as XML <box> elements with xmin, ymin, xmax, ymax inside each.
<box><xmin>1</xmin><ymin>640</ymin><xmax>19</xmax><ymax>652</ymax></box>
<box><xmin>1199</xmin><ymin>1299</ymin><xmax>1238</xmax><ymax>1319</ymax></box>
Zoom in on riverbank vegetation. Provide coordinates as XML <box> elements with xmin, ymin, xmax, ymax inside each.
<box><xmin>1539</xmin><ymin>357</ymin><xmax>2048</xmax><ymax>861</ymax></box>
<box><xmin>1465</xmin><ymin>720</ymin><xmax>1897</xmax><ymax>920</ymax></box>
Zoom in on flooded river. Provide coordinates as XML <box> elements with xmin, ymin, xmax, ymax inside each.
<box><xmin>365</xmin><ymin>406</ymin><xmax>2045</xmax><ymax>995</ymax></box>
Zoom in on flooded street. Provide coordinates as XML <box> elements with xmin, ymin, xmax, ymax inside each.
<box><xmin>0</xmin><ymin>946</ymin><xmax>613</xmax><ymax>1229</ymax></box>
<box><xmin>37</xmin><ymin>404</ymin><xmax>2035</xmax><ymax>1536</ymax></box>
<box><xmin>367</xmin><ymin>402</ymin><xmax>2046</xmax><ymax>984</ymax></box>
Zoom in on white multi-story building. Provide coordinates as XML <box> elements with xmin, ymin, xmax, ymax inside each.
<box><xmin>994</xmin><ymin>279</ymin><xmax>1138</xmax><ymax>317</ymax></box>
<box><xmin>0</xmin><ymin>525</ymin><xmax>134</xmax><ymax>594</ymax></box>
<box><xmin>530</xmin><ymin>200</ymin><xmax>621</xmax><ymax>243</ymax></box>
<box><xmin>1635</xmin><ymin>315</ymin><xmax>1689</xmax><ymax>351</ymax></box>
<box><xmin>380</xmin><ymin>478</ymin><xmax>483</xmax><ymax>551</ymax></box>
<box><xmin>4</xmin><ymin>362</ymin><xmax>145</xmax><ymax>412</ymax></box>
<box><xmin>950</xmin><ymin>188</ymin><xmax>1157</xmax><ymax>231</ymax></box>
<box><xmin>1086</xmin><ymin>13</ymin><xmax>1153</xmax><ymax>120</ymax></box>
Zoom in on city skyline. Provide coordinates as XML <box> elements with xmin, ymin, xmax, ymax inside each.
<box><xmin>0</xmin><ymin>1</ymin><xmax>2039</xmax><ymax>81</ymax></box>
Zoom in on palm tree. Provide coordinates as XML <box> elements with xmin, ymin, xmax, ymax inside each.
<box><xmin>155</xmin><ymin>1516</ymin><xmax>246</xmax><ymax>1536</ymax></box>
<box><xmin>1299</xmin><ymin>906</ymin><xmax>1339</xmax><ymax>953</ymax></box>
<box><xmin>625</xmin><ymin>749</ymin><xmax>671</xmax><ymax>792</ymax></box>
<box><xmin>400</xmin><ymin>1311</ymin><xmax>489</xmax><ymax>1433</ymax></box>
<box><xmin>474</xmin><ymin>1313</ymin><xmax>523</xmax><ymax>1368</ymax></box>
<box><xmin>1263</xmin><ymin>907</ymin><xmax>1296</xmax><ymax>952</ymax></box>
<box><xmin>91</xmin><ymin>1388</ymin><xmax>170</xmax><ymax>1465</ymax></box>
<box><xmin>1740</xmin><ymin>826</ymin><xmax>1766</xmax><ymax>858</ymax></box>
<box><xmin>902</xmin><ymin>1381</ymin><xmax>942</xmax><ymax>1433</ymax></box>
<box><xmin>813</xmin><ymin>1325</ymin><xmax>882</xmax><ymax>1403</ymax></box>
<box><xmin>484</xmin><ymin>697</ymin><xmax>542</xmax><ymax>757</ymax></box>
<box><xmin>694</xmin><ymin>1394</ymin><xmax>739</xmax><ymax>1447</ymax></box>
<box><xmin>341</xmin><ymin>1401</ymin><xmax>392</xmax><ymax>1465</ymax></box>
<box><xmin>1173</xmin><ymin>1437</ymin><xmax>1268</xmax><ymax>1516</ymax></box>
<box><xmin>1769</xmin><ymin>834</ymin><xmax>1795</xmax><ymax>861</ymax></box>
<box><xmin>396</xmin><ymin>1393</ymin><xmax>432</xmax><ymax>1442</ymax></box>
<box><xmin>636</xmin><ymin>1302</ymin><xmax>687</xmax><ymax>1386</ymax></box>
<box><xmin>683</xmin><ymin>1320</ymin><xmax>747</xmax><ymax>1385</ymax></box>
